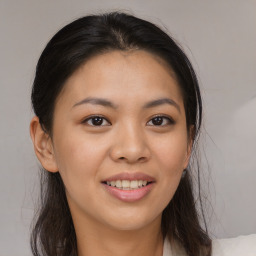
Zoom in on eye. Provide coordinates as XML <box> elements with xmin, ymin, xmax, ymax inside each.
<box><xmin>82</xmin><ymin>115</ymin><xmax>111</xmax><ymax>126</ymax></box>
<box><xmin>147</xmin><ymin>115</ymin><xmax>175</xmax><ymax>126</ymax></box>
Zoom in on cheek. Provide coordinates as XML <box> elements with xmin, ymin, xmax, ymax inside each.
<box><xmin>53</xmin><ymin>131</ymin><xmax>107</xmax><ymax>188</ymax></box>
<box><xmin>151</xmin><ymin>135</ymin><xmax>188</xmax><ymax>211</ymax></box>
<box><xmin>153</xmin><ymin>133</ymin><xmax>188</xmax><ymax>177</ymax></box>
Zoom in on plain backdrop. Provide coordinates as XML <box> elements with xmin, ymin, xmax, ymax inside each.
<box><xmin>0</xmin><ymin>0</ymin><xmax>255</xmax><ymax>255</ymax></box>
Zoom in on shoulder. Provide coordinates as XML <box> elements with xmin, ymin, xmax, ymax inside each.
<box><xmin>212</xmin><ymin>234</ymin><xmax>256</xmax><ymax>256</ymax></box>
<box><xmin>163</xmin><ymin>234</ymin><xmax>256</xmax><ymax>256</ymax></box>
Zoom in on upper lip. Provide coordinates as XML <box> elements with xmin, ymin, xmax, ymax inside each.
<box><xmin>102</xmin><ymin>172</ymin><xmax>156</xmax><ymax>182</ymax></box>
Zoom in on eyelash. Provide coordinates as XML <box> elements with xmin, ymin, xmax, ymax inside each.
<box><xmin>82</xmin><ymin>115</ymin><xmax>175</xmax><ymax>127</ymax></box>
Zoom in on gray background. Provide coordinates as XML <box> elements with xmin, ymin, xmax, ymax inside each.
<box><xmin>0</xmin><ymin>0</ymin><xmax>255</xmax><ymax>255</ymax></box>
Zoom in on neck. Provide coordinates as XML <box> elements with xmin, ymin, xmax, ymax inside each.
<box><xmin>73</xmin><ymin>214</ymin><xmax>164</xmax><ymax>256</ymax></box>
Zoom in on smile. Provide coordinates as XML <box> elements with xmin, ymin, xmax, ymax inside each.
<box><xmin>102</xmin><ymin>174</ymin><xmax>155</xmax><ymax>202</ymax></box>
<box><xmin>104</xmin><ymin>180</ymin><xmax>151</xmax><ymax>190</ymax></box>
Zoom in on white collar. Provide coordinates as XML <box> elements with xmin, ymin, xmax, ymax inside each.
<box><xmin>163</xmin><ymin>236</ymin><xmax>172</xmax><ymax>256</ymax></box>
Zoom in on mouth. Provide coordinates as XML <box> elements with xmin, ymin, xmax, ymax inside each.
<box><xmin>102</xmin><ymin>180</ymin><xmax>154</xmax><ymax>190</ymax></box>
<box><xmin>101</xmin><ymin>172</ymin><xmax>155</xmax><ymax>202</ymax></box>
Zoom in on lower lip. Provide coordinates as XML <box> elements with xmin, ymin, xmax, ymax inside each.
<box><xmin>102</xmin><ymin>183</ymin><xmax>154</xmax><ymax>202</ymax></box>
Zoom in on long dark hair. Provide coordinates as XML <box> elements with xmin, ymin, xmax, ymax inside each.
<box><xmin>31</xmin><ymin>11</ymin><xmax>211</xmax><ymax>256</ymax></box>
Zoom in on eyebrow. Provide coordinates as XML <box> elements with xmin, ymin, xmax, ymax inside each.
<box><xmin>72</xmin><ymin>97</ymin><xmax>118</xmax><ymax>109</ymax></box>
<box><xmin>72</xmin><ymin>97</ymin><xmax>181</xmax><ymax>112</ymax></box>
<box><xmin>143</xmin><ymin>98</ymin><xmax>181</xmax><ymax>112</ymax></box>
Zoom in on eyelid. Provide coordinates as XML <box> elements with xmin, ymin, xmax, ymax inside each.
<box><xmin>81</xmin><ymin>114</ymin><xmax>175</xmax><ymax>127</ymax></box>
<box><xmin>147</xmin><ymin>114</ymin><xmax>175</xmax><ymax>126</ymax></box>
<box><xmin>82</xmin><ymin>115</ymin><xmax>111</xmax><ymax>126</ymax></box>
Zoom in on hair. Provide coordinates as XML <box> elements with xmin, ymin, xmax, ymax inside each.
<box><xmin>31</xmin><ymin>11</ymin><xmax>211</xmax><ymax>256</ymax></box>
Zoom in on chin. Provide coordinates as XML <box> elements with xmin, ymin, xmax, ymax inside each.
<box><xmin>101</xmin><ymin>209</ymin><xmax>161</xmax><ymax>231</ymax></box>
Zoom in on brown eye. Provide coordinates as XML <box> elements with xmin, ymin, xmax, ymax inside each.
<box><xmin>147</xmin><ymin>116</ymin><xmax>174</xmax><ymax>126</ymax></box>
<box><xmin>83</xmin><ymin>116</ymin><xmax>111</xmax><ymax>126</ymax></box>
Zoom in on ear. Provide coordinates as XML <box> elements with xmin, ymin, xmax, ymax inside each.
<box><xmin>183</xmin><ymin>125</ymin><xmax>195</xmax><ymax>169</ymax></box>
<box><xmin>30</xmin><ymin>116</ymin><xmax>58</xmax><ymax>173</ymax></box>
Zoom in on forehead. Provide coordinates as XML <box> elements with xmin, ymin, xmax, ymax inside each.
<box><xmin>57</xmin><ymin>50</ymin><xmax>183</xmax><ymax>107</ymax></box>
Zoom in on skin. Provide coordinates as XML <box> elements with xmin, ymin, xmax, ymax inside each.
<box><xmin>30</xmin><ymin>50</ymin><xmax>193</xmax><ymax>256</ymax></box>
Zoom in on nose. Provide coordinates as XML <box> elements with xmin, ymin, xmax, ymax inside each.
<box><xmin>109</xmin><ymin>123</ymin><xmax>151</xmax><ymax>164</ymax></box>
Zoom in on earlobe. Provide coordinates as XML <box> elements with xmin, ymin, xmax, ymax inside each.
<box><xmin>30</xmin><ymin>116</ymin><xmax>58</xmax><ymax>173</ymax></box>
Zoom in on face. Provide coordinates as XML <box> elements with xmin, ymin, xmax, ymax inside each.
<box><xmin>47</xmin><ymin>50</ymin><xmax>192</xmax><ymax>231</ymax></box>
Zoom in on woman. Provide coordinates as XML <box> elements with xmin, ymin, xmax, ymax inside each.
<box><xmin>30</xmin><ymin>11</ymin><xmax>211</xmax><ymax>256</ymax></box>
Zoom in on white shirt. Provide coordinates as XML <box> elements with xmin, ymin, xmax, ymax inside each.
<box><xmin>163</xmin><ymin>234</ymin><xmax>256</xmax><ymax>256</ymax></box>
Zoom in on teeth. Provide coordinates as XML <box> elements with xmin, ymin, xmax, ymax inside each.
<box><xmin>130</xmin><ymin>180</ymin><xmax>138</xmax><ymax>188</ymax></box>
<box><xmin>115</xmin><ymin>180</ymin><xmax>122</xmax><ymax>188</ymax></box>
<box><xmin>105</xmin><ymin>180</ymin><xmax>149</xmax><ymax>189</ymax></box>
<box><xmin>122</xmin><ymin>180</ymin><xmax>130</xmax><ymax>188</ymax></box>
